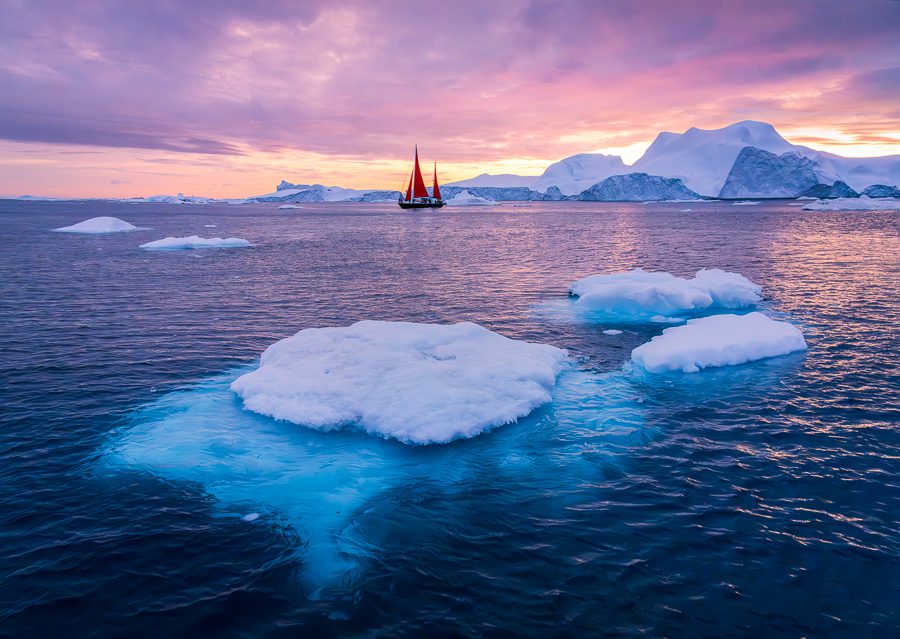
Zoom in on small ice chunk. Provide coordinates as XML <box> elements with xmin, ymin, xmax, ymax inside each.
<box><xmin>568</xmin><ymin>268</ymin><xmax>762</xmax><ymax>320</ymax></box>
<box><xmin>204</xmin><ymin>224</ymin><xmax>217</xmax><ymax>227</ymax></box>
<box><xmin>54</xmin><ymin>216</ymin><xmax>144</xmax><ymax>234</ymax></box>
<box><xmin>602</xmin><ymin>329</ymin><xmax>623</xmax><ymax>335</ymax></box>
<box><xmin>230</xmin><ymin>320</ymin><xmax>568</xmax><ymax>444</ymax></box>
<box><xmin>140</xmin><ymin>235</ymin><xmax>251</xmax><ymax>250</ymax></box>
<box><xmin>732</xmin><ymin>201</ymin><xmax>761</xmax><ymax>206</ymax></box>
<box><xmin>278</xmin><ymin>204</ymin><xmax>304</xmax><ymax>209</ymax></box>
<box><xmin>631</xmin><ymin>312</ymin><xmax>807</xmax><ymax>373</ymax></box>
<box><xmin>242</xmin><ymin>513</ymin><xmax>260</xmax><ymax>522</ymax></box>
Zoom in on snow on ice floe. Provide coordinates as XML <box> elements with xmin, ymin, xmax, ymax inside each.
<box><xmin>230</xmin><ymin>320</ymin><xmax>568</xmax><ymax>444</ymax></box>
<box><xmin>53</xmin><ymin>216</ymin><xmax>146</xmax><ymax>234</ymax></box>
<box><xmin>802</xmin><ymin>197</ymin><xmax>900</xmax><ymax>211</ymax></box>
<box><xmin>632</xmin><ymin>312</ymin><xmax>807</xmax><ymax>374</ymax></box>
<box><xmin>568</xmin><ymin>268</ymin><xmax>762</xmax><ymax>321</ymax></box>
<box><xmin>140</xmin><ymin>235</ymin><xmax>251</xmax><ymax>250</ymax></box>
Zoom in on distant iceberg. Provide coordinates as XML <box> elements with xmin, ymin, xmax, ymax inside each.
<box><xmin>278</xmin><ymin>204</ymin><xmax>303</xmax><ymax>209</ymax></box>
<box><xmin>54</xmin><ymin>216</ymin><xmax>145</xmax><ymax>234</ymax></box>
<box><xmin>140</xmin><ymin>235</ymin><xmax>251</xmax><ymax>250</ymax></box>
<box><xmin>802</xmin><ymin>197</ymin><xmax>900</xmax><ymax>211</ymax></box>
<box><xmin>568</xmin><ymin>268</ymin><xmax>762</xmax><ymax>321</ymax></box>
<box><xmin>443</xmin><ymin>190</ymin><xmax>499</xmax><ymax>206</ymax></box>
<box><xmin>230</xmin><ymin>321</ymin><xmax>567</xmax><ymax>444</ymax></box>
<box><xmin>631</xmin><ymin>312</ymin><xmax>807</xmax><ymax>373</ymax></box>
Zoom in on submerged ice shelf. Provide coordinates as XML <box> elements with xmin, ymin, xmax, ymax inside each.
<box><xmin>231</xmin><ymin>321</ymin><xmax>568</xmax><ymax>444</ymax></box>
<box><xmin>632</xmin><ymin>312</ymin><xmax>807</xmax><ymax>373</ymax></box>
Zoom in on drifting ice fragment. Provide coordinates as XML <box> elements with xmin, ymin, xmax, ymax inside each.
<box><xmin>140</xmin><ymin>236</ymin><xmax>251</xmax><ymax>250</ymax></box>
<box><xmin>631</xmin><ymin>312</ymin><xmax>807</xmax><ymax>373</ymax></box>
<box><xmin>54</xmin><ymin>216</ymin><xmax>145</xmax><ymax>234</ymax></box>
<box><xmin>231</xmin><ymin>320</ymin><xmax>567</xmax><ymax>444</ymax></box>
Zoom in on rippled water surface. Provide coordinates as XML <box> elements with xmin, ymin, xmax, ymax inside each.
<box><xmin>1</xmin><ymin>200</ymin><xmax>898</xmax><ymax>637</ymax></box>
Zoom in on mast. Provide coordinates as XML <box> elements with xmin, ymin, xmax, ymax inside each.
<box><xmin>432</xmin><ymin>162</ymin><xmax>441</xmax><ymax>200</ymax></box>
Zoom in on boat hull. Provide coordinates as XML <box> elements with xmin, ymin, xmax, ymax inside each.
<box><xmin>398</xmin><ymin>199</ymin><xmax>445</xmax><ymax>209</ymax></box>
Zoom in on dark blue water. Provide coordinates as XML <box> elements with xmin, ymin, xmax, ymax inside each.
<box><xmin>1</xmin><ymin>200</ymin><xmax>898</xmax><ymax>638</ymax></box>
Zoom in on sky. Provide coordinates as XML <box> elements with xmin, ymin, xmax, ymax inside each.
<box><xmin>1</xmin><ymin>0</ymin><xmax>899</xmax><ymax>198</ymax></box>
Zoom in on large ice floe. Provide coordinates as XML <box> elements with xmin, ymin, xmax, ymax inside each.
<box><xmin>230</xmin><ymin>321</ymin><xmax>567</xmax><ymax>444</ymax></box>
<box><xmin>567</xmin><ymin>268</ymin><xmax>762</xmax><ymax>322</ymax></box>
<box><xmin>53</xmin><ymin>216</ymin><xmax>145</xmax><ymax>234</ymax></box>
<box><xmin>631</xmin><ymin>312</ymin><xmax>807</xmax><ymax>373</ymax></box>
<box><xmin>802</xmin><ymin>197</ymin><xmax>900</xmax><ymax>211</ymax></box>
<box><xmin>140</xmin><ymin>235</ymin><xmax>251</xmax><ymax>250</ymax></box>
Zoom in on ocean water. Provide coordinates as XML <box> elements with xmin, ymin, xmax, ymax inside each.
<box><xmin>0</xmin><ymin>200</ymin><xmax>898</xmax><ymax>637</ymax></box>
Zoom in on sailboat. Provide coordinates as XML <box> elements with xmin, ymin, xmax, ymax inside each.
<box><xmin>398</xmin><ymin>146</ymin><xmax>445</xmax><ymax>209</ymax></box>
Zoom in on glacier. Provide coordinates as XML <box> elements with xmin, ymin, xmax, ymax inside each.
<box><xmin>631</xmin><ymin>312</ymin><xmax>807</xmax><ymax>373</ymax></box>
<box><xmin>54</xmin><ymin>216</ymin><xmax>146</xmax><ymax>234</ymax></box>
<box><xmin>230</xmin><ymin>321</ymin><xmax>568</xmax><ymax>444</ymax></box>
<box><xmin>140</xmin><ymin>236</ymin><xmax>251</xmax><ymax>249</ymax></box>
<box><xmin>568</xmin><ymin>268</ymin><xmax>762</xmax><ymax>321</ymax></box>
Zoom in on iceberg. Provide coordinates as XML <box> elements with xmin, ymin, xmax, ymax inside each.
<box><xmin>230</xmin><ymin>321</ymin><xmax>568</xmax><ymax>444</ymax></box>
<box><xmin>447</xmin><ymin>173</ymin><xmax>539</xmax><ymax>188</ymax></box>
<box><xmin>801</xmin><ymin>197</ymin><xmax>900</xmax><ymax>211</ymax></box>
<box><xmin>861</xmin><ymin>184</ymin><xmax>900</xmax><ymax>198</ymax></box>
<box><xmin>568</xmin><ymin>268</ymin><xmax>762</xmax><ymax>321</ymax></box>
<box><xmin>531</xmin><ymin>153</ymin><xmax>628</xmax><ymax>196</ymax></box>
<box><xmin>631</xmin><ymin>312</ymin><xmax>807</xmax><ymax>373</ymax></box>
<box><xmin>53</xmin><ymin>216</ymin><xmax>146</xmax><ymax>234</ymax></box>
<box><xmin>140</xmin><ymin>235</ymin><xmax>251</xmax><ymax>250</ymax></box>
<box><xmin>718</xmin><ymin>147</ymin><xmax>824</xmax><ymax>198</ymax></box>
<box><xmin>801</xmin><ymin>181</ymin><xmax>859</xmax><ymax>199</ymax></box>
<box><xmin>577</xmin><ymin>173</ymin><xmax>701</xmax><ymax>201</ymax></box>
<box><xmin>443</xmin><ymin>190</ymin><xmax>499</xmax><ymax>206</ymax></box>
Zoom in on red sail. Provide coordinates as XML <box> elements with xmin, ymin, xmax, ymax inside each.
<box><xmin>409</xmin><ymin>146</ymin><xmax>429</xmax><ymax>199</ymax></box>
<box><xmin>432</xmin><ymin>162</ymin><xmax>441</xmax><ymax>200</ymax></box>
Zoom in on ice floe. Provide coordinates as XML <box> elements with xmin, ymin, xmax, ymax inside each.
<box><xmin>802</xmin><ymin>197</ymin><xmax>900</xmax><ymax>211</ymax></box>
<box><xmin>602</xmin><ymin>329</ymin><xmax>623</xmax><ymax>335</ymax></box>
<box><xmin>278</xmin><ymin>204</ymin><xmax>304</xmax><ymax>209</ymax></box>
<box><xmin>53</xmin><ymin>216</ymin><xmax>145</xmax><ymax>234</ymax></box>
<box><xmin>140</xmin><ymin>235</ymin><xmax>251</xmax><ymax>250</ymax></box>
<box><xmin>230</xmin><ymin>321</ymin><xmax>568</xmax><ymax>444</ymax></box>
<box><xmin>631</xmin><ymin>312</ymin><xmax>807</xmax><ymax>373</ymax></box>
<box><xmin>568</xmin><ymin>268</ymin><xmax>762</xmax><ymax>321</ymax></box>
<box><xmin>732</xmin><ymin>201</ymin><xmax>761</xmax><ymax>206</ymax></box>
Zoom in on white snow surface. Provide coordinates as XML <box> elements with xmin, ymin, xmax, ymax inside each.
<box><xmin>568</xmin><ymin>268</ymin><xmax>762</xmax><ymax>319</ymax></box>
<box><xmin>140</xmin><ymin>235</ymin><xmax>251</xmax><ymax>249</ymax></box>
<box><xmin>632</xmin><ymin>312</ymin><xmax>807</xmax><ymax>373</ymax></box>
<box><xmin>230</xmin><ymin>320</ymin><xmax>568</xmax><ymax>445</ymax></box>
<box><xmin>54</xmin><ymin>216</ymin><xmax>144</xmax><ymax>234</ymax></box>
<box><xmin>444</xmin><ymin>190</ymin><xmax>499</xmax><ymax>206</ymax></box>
<box><xmin>531</xmin><ymin>153</ymin><xmax>628</xmax><ymax>195</ymax></box>
<box><xmin>802</xmin><ymin>197</ymin><xmax>900</xmax><ymax>211</ymax></box>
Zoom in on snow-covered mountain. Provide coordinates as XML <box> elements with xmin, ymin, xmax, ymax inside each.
<box><xmin>578</xmin><ymin>173</ymin><xmax>701</xmax><ymax>201</ymax></box>
<box><xmin>446</xmin><ymin>173</ymin><xmax>539</xmax><ymax>188</ymax></box>
<box><xmin>530</xmin><ymin>153</ymin><xmax>627</xmax><ymax>195</ymax></box>
<box><xmin>718</xmin><ymin>147</ymin><xmax>824</xmax><ymax>198</ymax></box>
